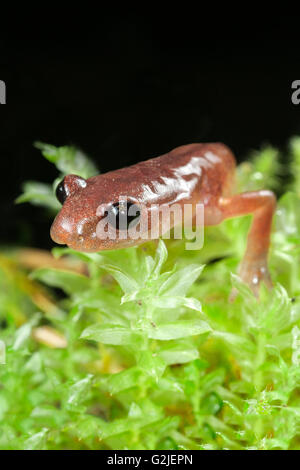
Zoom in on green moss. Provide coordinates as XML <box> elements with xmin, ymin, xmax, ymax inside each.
<box><xmin>1</xmin><ymin>140</ymin><xmax>300</xmax><ymax>449</ymax></box>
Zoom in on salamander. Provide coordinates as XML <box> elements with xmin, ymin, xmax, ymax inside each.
<box><xmin>50</xmin><ymin>143</ymin><xmax>276</xmax><ymax>295</ymax></box>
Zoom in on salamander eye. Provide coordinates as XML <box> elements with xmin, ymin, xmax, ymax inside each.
<box><xmin>55</xmin><ymin>174</ymin><xmax>87</xmax><ymax>205</ymax></box>
<box><xmin>106</xmin><ymin>201</ymin><xmax>141</xmax><ymax>230</ymax></box>
<box><xmin>55</xmin><ymin>179</ymin><xmax>68</xmax><ymax>205</ymax></box>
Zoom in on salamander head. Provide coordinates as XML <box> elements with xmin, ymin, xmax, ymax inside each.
<box><xmin>50</xmin><ymin>174</ymin><xmax>147</xmax><ymax>252</ymax></box>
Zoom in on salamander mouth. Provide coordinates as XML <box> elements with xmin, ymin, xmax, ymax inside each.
<box><xmin>50</xmin><ymin>220</ymin><xmax>66</xmax><ymax>246</ymax></box>
<box><xmin>50</xmin><ymin>205</ymin><xmax>151</xmax><ymax>252</ymax></box>
<box><xmin>50</xmin><ymin>214</ymin><xmax>100</xmax><ymax>250</ymax></box>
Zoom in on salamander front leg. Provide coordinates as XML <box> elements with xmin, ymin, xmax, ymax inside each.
<box><xmin>218</xmin><ymin>190</ymin><xmax>276</xmax><ymax>297</ymax></box>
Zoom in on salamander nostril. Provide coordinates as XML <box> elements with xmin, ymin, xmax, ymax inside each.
<box><xmin>76</xmin><ymin>216</ymin><xmax>98</xmax><ymax>241</ymax></box>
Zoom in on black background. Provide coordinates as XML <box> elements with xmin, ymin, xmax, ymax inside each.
<box><xmin>1</xmin><ymin>31</ymin><xmax>300</xmax><ymax>249</ymax></box>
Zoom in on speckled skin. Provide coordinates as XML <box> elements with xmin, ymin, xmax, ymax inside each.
<box><xmin>51</xmin><ymin>143</ymin><xmax>276</xmax><ymax>295</ymax></box>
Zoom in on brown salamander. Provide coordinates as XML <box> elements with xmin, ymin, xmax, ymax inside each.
<box><xmin>51</xmin><ymin>143</ymin><xmax>275</xmax><ymax>295</ymax></box>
